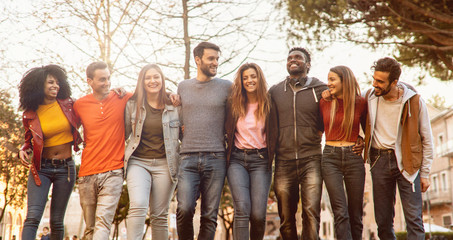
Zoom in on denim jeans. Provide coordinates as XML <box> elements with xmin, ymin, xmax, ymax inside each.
<box><xmin>322</xmin><ymin>145</ymin><xmax>365</xmax><ymax>240</ymax></box>
<box><xmin>274</xmin><ymin>155</ymin><xmax>322</xmax><ymax>240</ymax></box>
<box><xmin>126</xmin><ymin>156</ymin><xmax>176</xmax><ymax>240</ymax></box>
<box><xmin>22</xmin><ymin>160</ymin><xmax>75</xmax><ymax>240</ymax></box>
<box><xmin>227</xmin><ymin>150</ymin><xmax>272</xmax><ymax>240</ymax></box>
<box><xmin>176</xmin><ymin>152</ymin><xmax>226</xmax><ymax>240</ymax></box>
<box><xmin>370</xmin><ymin>148</ymin><xmax>425</xmax><ymax>240</ymax></box>
<box><xmin>78</xmin><ymin>169</ymin><xmax>124</xmax><ymax>240</ymax></box>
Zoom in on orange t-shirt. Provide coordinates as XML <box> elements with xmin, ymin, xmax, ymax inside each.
<box><xmin>74</xmin><ymin>92</ymin><xmax>132</xmax><ymax>177</ymax></box>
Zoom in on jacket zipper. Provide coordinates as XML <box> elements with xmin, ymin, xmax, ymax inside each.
<box><xmin>30</xmin><ymin>128</ymin><xmax>43</xmax><ymax>139</ymax></box>
<box><xmin>293</xmin><ymin>91</ymin><xmax>298</xmax><ymax>159</ymax></box>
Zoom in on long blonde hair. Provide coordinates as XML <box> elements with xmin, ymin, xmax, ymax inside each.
<box><xmin>230</xmin><ymin>63</ymin><xmax>270</xmax><ymax>121</ymax></box>
<box><xmin>131</xmin><ymin>64</ymin><xmax>170</xmax><ymax>128</ymax></box>
<box><xmin>328</xmin><ymin>66</ymin><xmax>361</xmax><ymax>140</ymax></box>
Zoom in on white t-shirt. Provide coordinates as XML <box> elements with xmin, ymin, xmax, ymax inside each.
<box><xmin>372</xmin><ymin>95</ymin><xmax>403</xmax><ymax>149</ymax></box>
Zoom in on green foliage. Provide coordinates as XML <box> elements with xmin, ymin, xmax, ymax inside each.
<box><xmin>281</xmin><ymin>0</ymin><xmax>453</xmax><ymax>80</ymax></box>
<box><xmin>396</xmin><ymin>231</ymin><xmax>453</xmax><ymax>240</ymax></box>
<box><xmin>427</xmin><ymin>94</ymin><xmax>452</xmax><ymax>110</ymax></box>
<box><xmin>395</xmin><ymin>231</ymin><xmax>407</xmax><ymax>240</ymax></box>
<box><xmin>0</xmin><ymin>90</ymin><xmax>28</xmax><ymax>222</ymax></box>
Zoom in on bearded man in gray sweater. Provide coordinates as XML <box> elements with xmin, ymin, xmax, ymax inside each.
<box><xmin>176</xmin><ymin>42</ymin><xmax>232</xmax><ymax>240</ymax></box>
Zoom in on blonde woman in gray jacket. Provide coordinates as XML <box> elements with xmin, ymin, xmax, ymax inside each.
<box><xmin>124</xmin><ymin>64</ymin><xmax>181</xmax><ymax>240</ymax></box>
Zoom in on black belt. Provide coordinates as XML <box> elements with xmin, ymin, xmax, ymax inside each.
<box><xmin>41</xmin><ymin>157</ymin><xmax>73</xmax><ymax>166</ymax></box>
<box><xmin>370</xmin><ymin>147</ymin><xmax>394</xmax><ymax>155</ymax></box>
<box><xmin>233</xmin><ymin>147</ymin><xmax>267</xmax><ymax>155</ymax></box>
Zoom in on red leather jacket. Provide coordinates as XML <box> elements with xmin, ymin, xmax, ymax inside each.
<box><xmin>20</xmin><ymin>98</ymin><xmax>82</xmax><ymax>174</ymax></box>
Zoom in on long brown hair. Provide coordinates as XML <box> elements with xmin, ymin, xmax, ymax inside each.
<box><xmin>230</xmin><ymin>63</ymin><xmax>270</xmax><ymax>121</ymax></box>
<box><xmin>131</xmin><ymin>64</ymin><xmax>170</xmax><ymax>128</ymax></box>
<box><xmin>328</xmin><ymin>65</ymin><xmax>361</xmax><ymax>140</ymax></box>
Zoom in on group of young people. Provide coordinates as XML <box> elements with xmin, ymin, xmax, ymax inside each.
<box><xmin>17</xmin><ymin>41</ymin><xmax>433</xmax><ymax>240</ymax></box>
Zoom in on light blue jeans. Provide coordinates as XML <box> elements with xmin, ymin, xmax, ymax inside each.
<box><xmin>78</xmin><ymin>169</ymin><xmax>124</xmax><ymax>240</ymax></box>
<box><xmin>126</xmin><ymin>156</ymin><xmax>176</xmax><ymax>240</ymax></box>
<box><xmin>22</xmin><ymin>160</ymin><xmax>75</xmax><ymax>240</ymax></box>
<box><xmin>227</xmin><ymin>150</ymin><xmax>272</xmax><ymax>240</ymax></box>
<box><xmin>176</xmin><ymin>152</ymin><xmax>226</xmax><ymax>240</ymax></box>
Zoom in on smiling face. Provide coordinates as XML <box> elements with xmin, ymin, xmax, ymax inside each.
<box><xmin>327</xmin><ymin>71</ymin><xmax>343</xmax><ymax>98</ymax></box>
<box><xmin>43</xmin><ymin>75</ymin><xmax>59</xmax><ymax>101</ymax></box>
<box><xmin>144</xmin><ymin>68</ymin><xmax>163</xmax><ymax>95</ymax></box>
<box><xmin>287</xmin><ymin>50</ymin><xmax>310</xmax><ymax>76</ymax></box>
<box><xmin>197</xmin><ymin>48</ymin><xmax>219</xmax><ymax>78</ymax></box>
<box><xmin>242</xmin><ymin>68</ymin><xmax>258</xmax><ymax>94</ymax></box>
<box><xmin>88</xmin><ymin>68</ymin><xmax>111</xmax><ymax>98</ymax></box>
<box><xmin>372</xmin><ymin>71</ymin><xmax>394</xmax><ymax>96</ymax></box>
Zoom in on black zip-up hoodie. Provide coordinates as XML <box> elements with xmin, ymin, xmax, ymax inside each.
<box><xmin>269</xmin><ymin>76</ymin><xmax>328</xmax><ymax>161</ymax></box>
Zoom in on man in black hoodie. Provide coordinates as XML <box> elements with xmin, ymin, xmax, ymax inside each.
<box><xmin>269</xmin><ymin>47</ymin><xmax>327</xmax><ymax>240</ymax></box>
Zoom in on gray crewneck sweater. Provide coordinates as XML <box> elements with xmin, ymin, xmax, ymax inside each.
<box><xmin>178</xmin><ymin>77</ymin><xmax>232</xmax><ymax>153</ymax></box>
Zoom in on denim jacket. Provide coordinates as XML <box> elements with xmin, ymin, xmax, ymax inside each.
<box><xmin>124</xmin><ymin>99</ymin><xmax>181</xmax><ymax>183</ymax></box>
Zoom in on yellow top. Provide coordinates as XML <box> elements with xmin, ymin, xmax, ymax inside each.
<box><xmin>36</xmin><ymin>101</ymin><xmax>73</xmax><ymax>147</ymax></box>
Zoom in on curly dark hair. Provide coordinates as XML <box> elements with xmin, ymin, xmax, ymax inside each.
<box><xmin>371</xmin><ymin>57</ymin><xmax>401</xmax><ymax>84</ymax></box>
<box><xmin>289</xmin><ymin>47</ymin><xmax>311</xmax><ymax>73</ymax></box>
<box><xmin>19</xmin><ymin>64</ymin><xmax>71</xmax><ymax>111</ymax></box>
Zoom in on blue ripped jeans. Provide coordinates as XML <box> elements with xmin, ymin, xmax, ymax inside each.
<box><xmin>22</xmin><ymin>160</ymin><xmax>75</xmax><ymax>240</ymax></box>
<box><xmin>78</xmin><ymin>169</ymin><xmax>124</xmax><ymax>240</ymax></box>
<box><xmin>227</xmin><ymin>149</ymin><xmax>272</xmax><ymax>240</ymax></box>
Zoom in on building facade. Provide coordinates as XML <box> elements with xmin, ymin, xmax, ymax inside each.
<box><xmin>423</xmin><ymin>107</ymin><xmax>453</xmax><ymax>229</ymax></box>
<box><xmin>0</xmin><ymin>182</ymin><xmax>26</xmax><ymax>240</ymax></box>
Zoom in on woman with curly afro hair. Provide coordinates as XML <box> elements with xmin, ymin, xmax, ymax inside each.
<box><xmin>18</xmin><ymin>64</ymin><xmax>82</xmax><ymax>240</ymax></box>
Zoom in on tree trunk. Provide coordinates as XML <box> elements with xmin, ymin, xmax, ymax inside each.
<box><xmin>182</xmin><ymin>0</ymin><xmax>190</xmax><ymax>80</ymax></box>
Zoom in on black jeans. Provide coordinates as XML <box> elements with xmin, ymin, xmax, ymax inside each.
<box><xmin>274</xmin><ymin>155</ymin><xmax>322</xmax><ymax>240</ymax></box>
<box><xmin>322</xmin><ymin>145</ymin><xmax>365</xmax><ymax>240</ymax></box>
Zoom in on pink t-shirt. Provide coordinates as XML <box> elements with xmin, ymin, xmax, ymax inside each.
<box><xmin>234</xmin><ymin>103</ymin><xmax>266</xmax><ymax>149</ymax></box>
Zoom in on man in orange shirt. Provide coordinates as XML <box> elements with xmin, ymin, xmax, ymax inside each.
<box><xmin>74</xmin><ymin>62</ymin><xmax>132</xmax><ymax>240</ymax></box>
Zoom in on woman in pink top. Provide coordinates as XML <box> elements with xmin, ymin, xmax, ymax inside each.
<box><xmin>319</xmin><ymin>65</ymin><xmax>367</xmax><ymax>240</ymax></box>
<box><xmin>225</xmin><ymin>63</ymin><xmax>277</xmax><ymax>240</ymax></box>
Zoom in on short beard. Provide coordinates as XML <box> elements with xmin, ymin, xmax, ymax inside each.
<box><xmin>375</xmin><ymin>84</ymin><xmax>392</xmax><ymax>96</ymax></box>
<box><xmin>201</xmin><ymin>66</ymin><xmax>216</xmax><ymax>77</ymax></box>
<box><xmin>288</xmin><ymin>68</ymin><xmax>303</xmax><ymax>76</ymax></box>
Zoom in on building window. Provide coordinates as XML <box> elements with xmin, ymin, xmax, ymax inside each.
<box><xmin>443</xmin><ymin>215</ymin><xmax>452</xmax><ymax>228</ymax></box>
<box><xmin>438</xmin><ymin>134</ymin><xmax>444</xmax><ymax>156</ymax></box>
<box><xmin>441</xmin><ymin>172</ymin><xmax>448</xmax><ymax>192</ymax></box>
<box><xmin>432</xmin><ymin>175</ymin><xmax>439</xmax><ymax>193</ymax></box>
